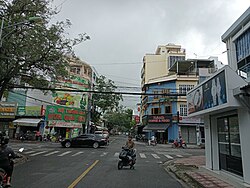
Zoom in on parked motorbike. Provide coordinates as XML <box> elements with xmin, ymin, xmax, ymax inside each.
<box><xmin>148</xmin><ymin>139</ymin><xmax>157</xmax><ymax>146</ymax></box>
<box><xmin>118</xmin><ymin>147</ymin><xmax>136</xmax><ymax>170</ymax></box>
<box><xmin>0</xmin><ymin>148</ymin><xmax>23</xmax><ymax>188</ymax></box>
<box><xmin>172</xmin><ymin>139</ymin><xmax>187</xmax><ymax>149</ymax></box>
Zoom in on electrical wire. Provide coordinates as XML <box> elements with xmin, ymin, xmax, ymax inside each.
<box><xmin>8</xmin><ymin>85</ymin><xmax>185</xmax><ymax>96</ymax></box>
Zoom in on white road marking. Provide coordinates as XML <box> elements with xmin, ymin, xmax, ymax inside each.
<box><xmin>114</xmin><ymin>152</ymin><xmax>119</xmax><ymax>157</ymax></box>
<box><xmin>72</xmin><ymin>151</ymin><xmax>84</xmax><ymax>156</ymax></box>
<box><xmin>24</xmin><ymin>151</ymin><xmax>36</xmax><ymax>154</ymax></box>
<box><xmin>30</xmin><ymin>151</ymin><xmax>47</xmax><ymax>156</ymax></box>
<box><xmin>44</xmin><ymin>151</ymin><xmax>60</xmax><ymax>156</ymax></box>
<box><xmin>100</xmin><ymin>152</ymin><xmax>108</xmax><ymax>157</ymax></box>
<box><xmin>58</xmin><ymin>151</ymin><xmax>72</xmax><ymax>156</ymax></box>
<box><xmin>176</xmin><ymin>155</ymin><xmax>183</xmax><ymax>158</ymax></box>
<box><xmin>164</xmin><ymin>154</ymin><xmax>173</xmax><ymax>159</ymax></box>
<box><xmin>151</xmin><ymin>154</ymin><xmax>160</xmax><ymax>159</ymax></box>
<box><xmin>139</xmin><ymin>153</ymin><xmax>146</xmax><ymax>158</ymax></box>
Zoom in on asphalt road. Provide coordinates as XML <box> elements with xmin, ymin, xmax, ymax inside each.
<box><xmin>9</xmin><ymin>136</ymin><xmax>204</xmax><ymax>188</ymax></box>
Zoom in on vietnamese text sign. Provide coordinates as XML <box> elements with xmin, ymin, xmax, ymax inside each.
<box><xmin>147</xmin><ymin>115</ymin><xmax>172</xmax><ymax>123</ymax></box>
<box><xmin>17</xmin><ymin>106</ymin><xmax>42</xmax><ymax>116</ymax></box>
<box><xmin>0</xmin><ymin>102</ymin><xmax>17</xmax><ymax>118</ymax></box>
<box><xmin>46</xmin><ymin>105</ymin><xmax>86</xmax><ymax>124</ymax></box>
<box><xmin>48</xmin><ymin>121</ymin><xmax>82</xmax><ymax>128</ymax></box>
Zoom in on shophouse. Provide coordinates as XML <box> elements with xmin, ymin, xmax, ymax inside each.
<box><xmin>187</xmin><ymin>7</ymin><xmax>250</xmax><ymax>186</ymax></box>
<box><xmin>47</xmin><ymin>56</ymin><xmax>92</xmax><ymax>138</ymax></box>
<box><xmin>140</xmin><ymin>44</ymin><xmax>185</xmax><ymax>143</ymax></box>
<box><xmin>4</xmin><ymin>56</ymin><xmax>94</xmax><ymax>139</ymax></box>
<box><xmin>141</xmin><ymin>57</ymin><xmax>216</xmax><ymax>144</ymax></box>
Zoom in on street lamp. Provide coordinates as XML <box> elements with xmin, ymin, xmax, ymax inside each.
<box><xmin>0</xmin><ymin>16</ymin><xmax>42</xmax><ymax>48</ymax></box>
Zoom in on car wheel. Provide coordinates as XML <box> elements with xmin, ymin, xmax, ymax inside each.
<box><xmin>93</xmin><ymin>142</ymin><xmax>99</xmax><ymax>149</ymax></box>
<box><xmin>65</xmin><ymin>141</ymin><xmax>71</xmax><ymax>148</ymax></box>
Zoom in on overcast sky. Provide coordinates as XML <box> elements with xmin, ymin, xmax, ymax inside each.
<box><xmin>51</xmin><ymin>0</ymin><xmax>250</xmax><ymax>111</ymax></box>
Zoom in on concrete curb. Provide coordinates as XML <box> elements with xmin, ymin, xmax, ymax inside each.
<box><xmin>163</xmin><ymin>161</ymin><xmax>203</xmax><ymax>188</ymax></box>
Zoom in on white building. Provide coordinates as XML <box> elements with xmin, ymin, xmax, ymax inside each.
<box><xmin>187</xmin><ymin>7</ymin><xmax>250</xmax><ymax>187</ymax></box>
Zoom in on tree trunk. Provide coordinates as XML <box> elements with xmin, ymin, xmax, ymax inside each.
<box><xmin>0</xmin><ymin>79</ymin><xmax>10</xmax><ymax>100</ymax></box>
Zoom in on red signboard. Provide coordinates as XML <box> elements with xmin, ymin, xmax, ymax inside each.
<box><xmin>134</xmin><ymin>115</ymin><xmax>140</xmax><ymax>124</ymax></box>
<box><xmin>147</xmin><ymin>115</ymin><xmax>172</xmax><ymax>123</ymax></box>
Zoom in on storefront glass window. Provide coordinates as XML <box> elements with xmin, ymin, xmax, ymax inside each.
<box><xmin>229</xmin><ymin>116</ymin><xmax>241</xmax><ymax>158</ymax></box>
<box><xmin>217</xmin><ymin>115</ymin><xmax>243</xmax><ymax>176</ymax></box>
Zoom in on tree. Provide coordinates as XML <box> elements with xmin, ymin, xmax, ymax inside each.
<box><xmin>0</xmin><ymin>0</ymin><xmax>89</xmax><ymax>98</ymax></box>
<box><xmin>104</xmin><ymin>106</ymin><xmax>134</xmax><ymax>131</ymax></box>
<box><xmin>91</xmin><ymin>75</ymin><xmax>123</xmax><ymax>124</ymax></box>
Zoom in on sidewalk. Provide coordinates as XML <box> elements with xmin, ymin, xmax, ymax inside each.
<box><xmin>164</xmin><ymin>155</ymin><xmax>237</xmax><ymax>188</ymax></box>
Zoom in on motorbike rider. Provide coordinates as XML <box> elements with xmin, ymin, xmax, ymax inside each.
<box><xmin>125</xmin><ymin>135</ymin><xmax>135</xmax><ymax>164</ymax></box>
<box><xmin>0</xmin><ymin>133</ymin><xmax>16</xmax><ymax>186</ymax></box>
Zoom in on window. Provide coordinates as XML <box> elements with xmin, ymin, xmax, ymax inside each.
<box><xmin>153</xmin><ymin>90</ymin><xmax>159</xmax><ymax>99</ymax></box>
<box><xmin>165</xmin><ymin>106</ymin><xmax>171</xmax><ymax>113</ymax></box>
<box><xmin>168</xmin><ymin>56</ymin><xmax>185</xmax><ymax>68</ymax></box>
<box><xmin>162</xmin><ymin>89</ymin><xmax>170</xmax><ymax>94</ymax></box>
<box><xmin>180</xmin><ymin>104</ymin><xmax>187</xmax><ymax>116</ymax></box>
<box><xmin>70</xmin><ymin>67</ymin><xmax>81</xmax><ymax>75</ymax></box>
<box><xmin>217</xmin><ymin>116</ymin><xmax>242</xmax><ymax>176</ymax></box>
<box><xmin>179</xmin><ymin>85</ymin><xmax>194</xmax><ymax>94</ymax></box>
<box><xmin>235</xmin><ymin>28</ymin><xmax>250</xmax><ymax>62</ymax></box>
<box><xmin>151</xmin><ymin>108</ymin><xmax>161</xmax><ymax>115</ymax></box>
<box><xmin>84</xmin><ymin>67</ymin><xmax>87</xmax><ymax>74</ymax></box>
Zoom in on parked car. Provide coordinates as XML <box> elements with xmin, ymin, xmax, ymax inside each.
<box><xmin>94</xmin><ymin>131</ymin><xmax>109</xmax><ymax>143</ymax></box>
<box><xmin>61</xmin><ymin>134</ymin><xmax>107</xmax><ymax>148</ymax></box>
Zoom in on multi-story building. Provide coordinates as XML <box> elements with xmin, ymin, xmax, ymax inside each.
<box><xmin>47</xmin><ymin>56</ymin><xmax>92</xmax><ymax>138</ymax></box>
<box><xmin>141</xmin><ymin>56</ymin><xmax>215</xmax><ymax>144</ymax></box>
<box><xmin>187</xmin><ymin>7</ymin><xmax>250</xmax><ymax>186</ymax></box>
<box><xmin>4</xmin><ymin>56</ymin><xmax>95</xmax><ymax>139</ymax></box>
<box><xmin>141</xmin><ymin>44</ymin><xmax>186</xmax><ymax>116</ymax></box>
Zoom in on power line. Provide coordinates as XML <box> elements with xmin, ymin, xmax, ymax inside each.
<box><xmin>9</xmin><ymin>85</ymin><xmax>185</xmax><ymax>96</ymax></box>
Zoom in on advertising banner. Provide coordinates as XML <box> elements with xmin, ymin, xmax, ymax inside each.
<box><xmin>48</xmin><ymin>121</ymin><xmax>82</xmax><ymax>128</ymax></box>
<box><xmin>52</xmin><ymin>91</ymin><xmax>88</xmax><ymax>110</ymax></box>
<box><xmin>46</xmin><ymin>105</ymin><xmax>86</xmax><ymax>125</ymax></box>
<box><xmin>7</xmin><ymin>88</ymin><xmax>27</xmax><ymax>106</ymax></box>
<box><xmin>17</xmin><ymin>106</ymin><xmax>42</xmax><ymax>116</ymax></box>
<box><xmin>62</xmin><ymin>75</ymin><xmax>90</xmax><ymax>90</ymax></box>
<box><xmin>0</xmin><ymin>102</ymin><xmax>17</xmax><ymax>118</ymax></box>
<box><xmin>187</xmin><ymin>71</ymin><xmax>227</xmax><ymax>114</ymax></box>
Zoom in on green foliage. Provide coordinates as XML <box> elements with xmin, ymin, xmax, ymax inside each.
<box><xmin>0</xmin><ymin>0</ymin><xmax>87</xmax><ymax>97</ymax></box>
<box><xmin>92</xmin><ymin>75</ymin><xmax>123</xmax><ymax>124</ymax></box>
<box><xmin>104</xmin><ymin>106</ymin><xmax>134</xmax><ymax>131</ymax></box>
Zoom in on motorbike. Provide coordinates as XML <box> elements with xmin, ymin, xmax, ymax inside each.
<box><xmin>118</xmin><ymin>147</ymin><xmax>136</xmax><ymax>170</ymax></box>
<box><xmin>148</xmin><ymin>139</ymin><xmax>157</xmax><ymax>146</ymax></box>
<box><xmin>172</xmin><ymin>139</ymin><xmax>187</xmax><ymax>149</ymax></box>
<box><xmin>0</xmin><ymin>148</ymin><xmax>24</xmax><ymax>188</ymax></box>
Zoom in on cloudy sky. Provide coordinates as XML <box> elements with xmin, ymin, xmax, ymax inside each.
<box><xmin>51</xmin><ymin>0</ymin><xmax>249</xmax><ymax>110</ymax></box>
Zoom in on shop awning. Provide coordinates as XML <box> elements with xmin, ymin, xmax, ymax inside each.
<box><xmin>13</xmin><ymin>118</ymin><xmax>43</xmax><ymax>127</ymax></box>
<box><xmin>143</xmin><ymin>124</ymin><xmax>170</xmax><ymax>132</ymax></box>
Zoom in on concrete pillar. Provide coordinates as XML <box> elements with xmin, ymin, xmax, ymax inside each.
<box><xmin>238</xmin><ymin>108</ymin><xmax>250</xmax><ymax>184</ymax></box>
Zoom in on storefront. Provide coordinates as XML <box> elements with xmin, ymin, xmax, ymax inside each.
<box><xmin>187</xmin><ymin>66</ymin><xmax>250</xmax><ymax>185</ymax></box>
<box><xmin>179</xmin><ymin>116</ymin><xmax>204</xmax><ymax>144</ymax></box>
<box><xmin>0</xmin><ymin>102</ymin><xmax>17</xmax><ymax>138</ymax></box>
<box><xmin>142</xmin><ymin>114</ymin><xmax>172</xmax><ymax>144</ymax></box>
<box><xmin>13</xmin><ymin>106</ymin><xmax>44</xmax><ymax>139</ymax></box>
<box><xmin>46</xmin><ymin>105</ymin><xmax>86</xmax><ymax>139</ymax></box>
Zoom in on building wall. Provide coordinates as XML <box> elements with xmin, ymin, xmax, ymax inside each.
<box><xmin>144</xmin><ymin>54</ymin><xmax>167</xmax><ymax>84</ymax></box>
<box><xmin>238</xmin><ymin>108</ymin><xmax>250</xmax><ymax>183</ymax></box>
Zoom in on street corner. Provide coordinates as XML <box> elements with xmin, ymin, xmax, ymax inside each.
<box><xmin>14</xmin><ymin>154</ymin><xmax>29</xmax><ymax>166</ymax></box>
<box><xmin>163</xmin><ymin>157</ymin><xmax>203</xmax><ymax>188</ymax></box>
